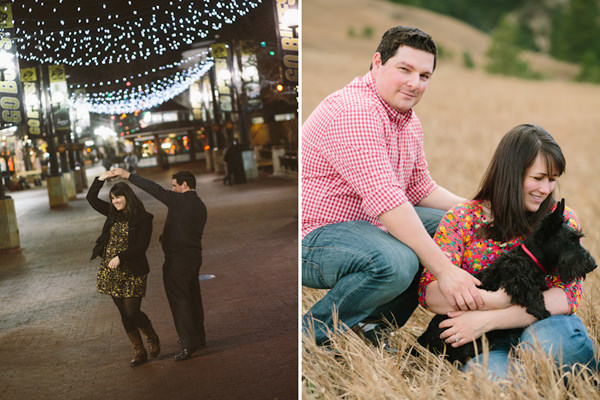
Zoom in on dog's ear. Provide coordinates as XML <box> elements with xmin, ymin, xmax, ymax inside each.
<box><xmin>553</xmin><ymin>198</ymin><xmax>565</xmax><ymax>219</ymax></box>
<box><xmin>540</xmin><ymin>198</ymin><xmax>565</xmax><ymax>233</ymax></box>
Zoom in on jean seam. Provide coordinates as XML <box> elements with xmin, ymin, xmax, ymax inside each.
<box><xmin>303</xmin><ymin>245</ymin><xmax>377</xmax><ymax>287</ymax></box>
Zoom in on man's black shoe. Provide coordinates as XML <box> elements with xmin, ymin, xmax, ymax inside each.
<box><xmin>174</xmin><ymin>348</ymin><xmax>195</xmax><ymax>361</ymax></box>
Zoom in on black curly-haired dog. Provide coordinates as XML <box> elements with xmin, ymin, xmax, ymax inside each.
<box><xmin>417</xmin><ymin>199</ymin><xmax>597</xmax><ymax>365</ymax></box>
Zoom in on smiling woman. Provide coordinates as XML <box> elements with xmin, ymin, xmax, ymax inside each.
<box><xmin>418</xmin><ymin>124</ymin><xmax>598</xmax><ymax>379</ymax></box>
<box><xmin>86</xmin><ymin>170</ymin><xmax>159</xmax><ymax>367</ymax></box>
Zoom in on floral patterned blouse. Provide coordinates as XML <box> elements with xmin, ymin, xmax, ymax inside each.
<box><xmin>418</xmin><ymin>199</ymin><xmax>583</xmax><ymax>314</ymax></box>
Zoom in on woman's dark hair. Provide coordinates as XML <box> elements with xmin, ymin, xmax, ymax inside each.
<box><xmin>474</xmin><ymin>124</ymin><xmax>565</xmax><ymax>242</ymax></box>
<box><xmin>372</xmin><ymin>26</ymin><xmax>438</xmax><ymax>71</ymax></box>
<box><xmin>109</xmin><ymin>182</ymin><xmax>146</xmax><ymax>222</ymax></box>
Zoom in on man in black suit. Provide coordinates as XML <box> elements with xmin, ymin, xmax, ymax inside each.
<box><xmin>111</xmin><ymin>167</ymin><xmax>208</xmax><ymax>361</ymax></box>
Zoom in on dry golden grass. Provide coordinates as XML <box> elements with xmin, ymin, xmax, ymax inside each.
<box><xmin>301</xmin><ymin>0</ymin><xmax>600</xmax><ymax>398</ymax></box>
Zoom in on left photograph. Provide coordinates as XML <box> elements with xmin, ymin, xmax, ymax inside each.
<box><xmin>0</xmin><ymin>1</ymin><xmax>298</xmax><ymax>399</ymax></box>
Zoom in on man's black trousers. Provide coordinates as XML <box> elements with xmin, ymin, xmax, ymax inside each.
<box><xmin>162</xmin><ymin>255</ymin><xmax>206</xmax><ymax>350</ymax></box>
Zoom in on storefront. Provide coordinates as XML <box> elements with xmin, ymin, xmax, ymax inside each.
<box><xmin>123</xmin><ymin>122</ymin><xmax>208</xmax><ymax>169</ymax></box>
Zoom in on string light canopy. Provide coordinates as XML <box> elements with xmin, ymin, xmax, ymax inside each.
<box><xmin>70</xmin><ymin>58</ymin><xmax>215</xmax><ymax>114</ymax></box>
<box><xmin>69</xmin><ymin>51</ymin><xmax>210</xmax><ymax>90</ymax></box>
<box><xmin>10</xmin><ymin>0</ymin><xmax>264</xmax><ymax>67</ymax></box>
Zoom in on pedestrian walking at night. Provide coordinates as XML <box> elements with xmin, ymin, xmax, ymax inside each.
<box><xmin>110</xmin><ymin>167</ymin><xmax>208</xmax><ymax>361</ymax></box>
<box><xmin>125</xmin><ymin>152</ymin><xmax>138</xmax><ymax>174</ymax></box>
<box><xmin>224</xmin><ymin>139</ymin><xmax>246</xmax><ymax>185</ymax></box>
<box><xmin>86</xmin><ymin>170</ymin><xmax>160</xmax><ymax>367</ymax></box>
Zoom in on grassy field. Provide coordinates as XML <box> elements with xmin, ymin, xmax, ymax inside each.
<box><xmin>301</xmin><ymin>0</ymin><xmax>600</xmax><ymax>398</ymax></box>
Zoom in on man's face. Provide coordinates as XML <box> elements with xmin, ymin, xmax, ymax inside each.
<box><xmin>371</xmin><ymin>45</ymin><xmax>434</xmax><ymax>113</ymax></box>
<box><xmin>171</xmin><ymin>179</ymin><xmax>188</xmax><ymax>193</ymax></box>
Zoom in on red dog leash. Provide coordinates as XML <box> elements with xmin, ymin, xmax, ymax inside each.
<box><xmin>521</xmin><ymin>244</ymin><xmax>547</xmax><ymax>274</ymax></box>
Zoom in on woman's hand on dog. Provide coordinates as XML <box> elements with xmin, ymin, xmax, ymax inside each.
<box><xmin>439</xmin><ymin>310</ymin><xmax>492</xmax><ymax>347</ymax></box>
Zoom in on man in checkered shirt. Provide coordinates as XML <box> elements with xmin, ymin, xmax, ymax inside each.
<box><xmin>302</xmin><ymin>26</ymin><xmax>483</xmax><ymax>345</ymax></box>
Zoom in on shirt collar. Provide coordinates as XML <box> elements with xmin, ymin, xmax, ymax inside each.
<box><xmin>364</xmin><ymin>71</ymin><xmax>413</xmax><ymax>124</ymax></box>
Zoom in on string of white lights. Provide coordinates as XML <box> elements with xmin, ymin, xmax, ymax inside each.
<box><xmin>69</xmin><ymin>51</ymin><xmax>210</xmax><ymax>89</ymax></box>
<box><xmin>70</xmin><ymin>60</ymin><xmax>214</xmax><ymax>114</ymax></box>
<box><xmin>12</xmin><ymin>0</ymin><xmax>263</xmax><ymax>67</ymax></box>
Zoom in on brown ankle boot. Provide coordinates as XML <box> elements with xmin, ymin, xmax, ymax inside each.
<box><xmin>127</xmin><ymin>330</ymin><xmax>148</xmax><ymax>367</ymax></box>
<box><xmin>139</xmin><ymin>322</ymin><xmax>161</xmax><ymax>358</ymax></box>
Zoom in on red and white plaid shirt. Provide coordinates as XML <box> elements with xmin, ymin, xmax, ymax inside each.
<box><xmin>302</xmin><ymin>71</ymin><xmax>438</xmax><ymax>237</ymax></box>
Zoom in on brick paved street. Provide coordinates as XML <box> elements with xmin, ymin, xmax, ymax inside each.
<box><xmin>0</xmin><ymin>162</ymin><xmax>298</xmax><ymax>400</ymax></box>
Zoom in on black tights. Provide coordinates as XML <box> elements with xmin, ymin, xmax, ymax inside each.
<box><xmin>111</xmin><ymin>296</ymin><xmax>151</xmax><ymax>333</ymax></box>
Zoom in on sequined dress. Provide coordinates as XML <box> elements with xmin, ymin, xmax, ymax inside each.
<box><xmin>96</xmin><ymin>220</ymin><xmax>147</xmax><ymax>298</ymax></box>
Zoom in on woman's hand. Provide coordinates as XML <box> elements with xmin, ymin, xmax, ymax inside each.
<box><xmin>108</xmin><ymin>256</ymin><xmax>120</xmax><ymax>270</ymax></box>
<box><xmin>439</xmin><ymin>310</ymin><xmax>492</xmax><ymax>348</ymax></box>
<box><xmin>98</xmin><ymin>170</ymin><xmax>116</xmax><ymax>181</ymax></box>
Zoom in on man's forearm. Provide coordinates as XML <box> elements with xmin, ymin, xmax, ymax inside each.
<box><xmin>417</xmin><ymin>186</ymin><xmax>465</xmax><ymax>211</ymax></box>
<box><xmin>379</xmin><ymin>202</ymin><xmax>454</xmax><ymax>274</ymax></box>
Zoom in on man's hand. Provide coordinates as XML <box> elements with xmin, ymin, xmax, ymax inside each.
<box><xmin>111</xmin><ymin>167</ymin><xmax>131</xmax><ymax>180</ymax></box>
<box><xmin>98</xmin><ymin>170</ymin><xmax>115</xmax><ymax>181</ymax></box>
<box><xmin>436</xmin><ymin>267</ymin><xmax>483</xmax><ymax>311</ymax></box>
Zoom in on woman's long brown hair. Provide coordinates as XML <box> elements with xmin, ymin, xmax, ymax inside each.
<box><xmin>474</xmin><ymin>124</ymin><xmax>565</xmax><ymax>242</ymax></box>
<box><xmin>108</xmin><ymin>182</ymin><xmax>146</xmax><ymax>222</ymax></box>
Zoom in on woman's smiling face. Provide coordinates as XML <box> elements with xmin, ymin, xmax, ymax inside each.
<box><xmin>111</xmin><ymin>194</ymin><xmax>127</xmax><ymax>211</ymax></box>
<box><xmin>522</xmin><ymin>153</ymin><xmax>557</xmax><ymax>212</ymax></box>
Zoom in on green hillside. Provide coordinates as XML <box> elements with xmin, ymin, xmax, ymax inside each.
<box><xmin>389</xmin><ymin>0</ymin><xmax>600</xmax><ymax>83</ymax></box>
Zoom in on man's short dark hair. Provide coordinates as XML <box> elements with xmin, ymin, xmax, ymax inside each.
<box><xmin>372</xmin><ymin>26</ymin><xmax>437</xmax><ymax>71</ymax></box>
<box><xmin>173</xmin><ymin>171</ymin><xmax>196</xmax><ymax>189</ymax></box>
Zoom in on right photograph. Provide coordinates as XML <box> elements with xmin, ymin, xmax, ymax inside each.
<box><xmin>300</xmin><ymin>0</ymin><xmax>600</xmax><ymax>398</ymax></box>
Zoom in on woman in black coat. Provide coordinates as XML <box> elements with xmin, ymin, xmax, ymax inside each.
<box><xmin>87</xmin><ymin>171</ymin><xmax>160</xmax><ymax>366</ymax></box>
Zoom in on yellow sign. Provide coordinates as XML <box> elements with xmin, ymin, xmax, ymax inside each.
<box><xmin>21</xmin><ymin>67</ymin><xmax>42</xmax><ymax>135</ymax></box>
<box><xmin>21</xmin><ymin>67</ymin><xmax>38</xmax><ymax>82</ymax></box>
<box><xmin>211</xmin><ymin>43</ymin><xmax>228</xmax><ymax>59</ymax></box>
<box><xmin>48</xmin><ymin>65</ymin><xmax>71</xmax><ymax>131</ymax></box>
<box><xmin>0</xmin><ymin>6</ymin><xmax>23</xmax><ymax>129</ymax></box>
<box><xmin>211</xmin><ymin>43</ymin><xmax>233</xmax><ymax>113</ymax></box>
<box><xmin>273</xmin><ymin>0</ymin><xmax>299</xmax><ymax>84</ymax></box>
<box><xmin>49</xmin><ymin>65</ymin><xmax>66</xmax><ymax>83</ymax></box>
<box><xmin>0</xmin><ymin>4</ymin><xmax>14</xmax><ymax>29</ymax></box>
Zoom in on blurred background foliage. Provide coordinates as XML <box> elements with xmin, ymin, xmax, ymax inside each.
<box><xmin>389</xmin><ymin>0</ymin><xmax>600</xmax><ymax>83</ymax></box>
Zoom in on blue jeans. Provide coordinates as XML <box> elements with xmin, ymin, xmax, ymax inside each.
<box><xmin>462</xmin><ymin>315</ymin><xmax>599</xmax><ymax>379</ymax></box>
<box><xmin>302</xmin><ymin>207</ymin><xmax>445</xmax><ymax>344</ymax></box>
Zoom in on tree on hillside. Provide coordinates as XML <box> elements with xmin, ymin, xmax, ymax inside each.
<box><xmin>576</xmin><ymin>50</ymin><xmax>600</xmax><ymax>83</ymax></box>
<box><xmin>486</xmin><ymin>17</ymin><xmax>542</xmax><ymax>79</ymax></box>
<box><xmin>550</xmin><ymin>0</ymin><xmax>600</xmax><ymax>63</ymax></box>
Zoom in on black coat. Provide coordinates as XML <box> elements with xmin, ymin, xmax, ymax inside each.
<box><xmin>86</xmin><ymin>177</ymin><xmax>153</xmax><ymax>276</ymax></box>
<box><xmin>129</xmin><ymin>174</ymin><xmax>206</xmax><ymax>257</ymax></box>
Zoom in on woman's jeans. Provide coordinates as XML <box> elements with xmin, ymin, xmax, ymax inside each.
<box><xmin>462</xmin><ymin>314</ymin><xmax>599</xmax><ymax>379</ymax></box>
<box><xmin>302</xmin><ymin>207</ymin><xmax>445</xmax><ymax>345</ymax></box>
